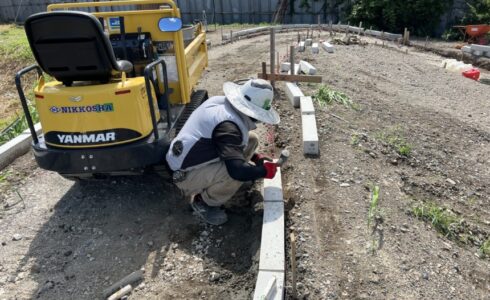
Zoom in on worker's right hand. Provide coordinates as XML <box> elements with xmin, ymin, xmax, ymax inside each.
<box><xmin>252</xmin><ymin>153</ymin><xmax>273</xmax><ymax>166</ymax></box>
<box><xmin>263</xmin><ymin>162</ymin><xmax>278</xmax><ymax>179</ymax></box>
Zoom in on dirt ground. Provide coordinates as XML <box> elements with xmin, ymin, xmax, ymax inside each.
<box><xmin>1</xmin><ymin>29</ymin><xmax>490</xmax><ymax>300</ymax></box>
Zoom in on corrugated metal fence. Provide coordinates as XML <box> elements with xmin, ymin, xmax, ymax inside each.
<box><xmin>0</xmin><ymin>0</ymin><xmax>341</xmax><ymax>24</ymax></box>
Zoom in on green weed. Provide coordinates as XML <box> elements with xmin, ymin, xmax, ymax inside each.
<box><xmin>0</xmin><ymin>104</ymin><xmax>38</xmax><ymax>146</ymax></box>
<box><xmin>351</xmin><ymin>133</ymin><xmax>361</xmax><ymax>146</ymax></box>
<box><xmin>398</xmin><ymin>145</ymin><xmax>412</xmax><ymax>156</ymax></box>
<box><xmin>0</xmin><ymin>25</ymin><xmax>33</xmax><ymax>62</ymax></box>
<box><xmin>376</xmin><ymin>126</ymin><xmax>412</xmax><ymax>156</ymax></box>
<box><xmin>412</xmin><ymin>202</ymin><xmax>459</xmax><ymax>238</ymax></box>
<box><xmin>480</xmin><ymin>239</ymin><xmax>490</xmax><ymax>258</ymax></box>
<box><xmin>313</xmin><ymin>85</ymin><xmax>359</xmax><ymax>110</ymax></box>
<box><xmin>0</xmin><ymin>171</ymin><xmax>11</xmax><ymax>183</ymax></box>
<box><xmin>368</xmin><ymin>185</ymin><xmax>380</xmax><ymax>229</ymax></box>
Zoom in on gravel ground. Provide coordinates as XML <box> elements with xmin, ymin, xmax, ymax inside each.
<box><xmin>272</xmin><ymin>34</ymin><xmax>490</xmax><ymax>299</ymax></box>
<box><xmin>1</xmin><ymin>29</ymin><xmax>490</xmax><ymax>300</ymax></box>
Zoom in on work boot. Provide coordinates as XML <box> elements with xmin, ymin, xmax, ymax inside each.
<box><xmin>190</xmin><ymin>194</ymin><xmax>228</xmax><ymax>226</ymax></box>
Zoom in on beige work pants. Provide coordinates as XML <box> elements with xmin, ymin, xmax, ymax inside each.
<box><xmin>175</xmin><ymin>132</ymin><xmax>259</xmax><ymax>206</ymax></box>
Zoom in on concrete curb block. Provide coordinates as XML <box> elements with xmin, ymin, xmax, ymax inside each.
<box><xmin>299</xmin><ymin>60</ymin><xmax>317</xmax><ymax>75</ymax></box>
<box><xmin>300</xmin><ymin>95</ymin><xmax>320</xmax><ymax>155</ymax></box>
<box><xmin>297</xmin><ymin>41</ymin><xmax>305</xmax><ymax>52</ymax></box>
<box><xmin>301</xmin><ymin>114</ymin><xmax>319</xmax><ymax>155</ymax></box>
<box><xmin>311</xmin><ymin>43</ymin><xmax>319</xmax><ymax>54</ymax></box>
<box><xmin>469</xmin><ymin>44</ymin><xmax>490</xmax><ymax>58</ymax></box>
<box><xmin>322</xmin><ymin>41</ymin><xmax>334</xmax><ymax>53</ymax></box>
<box><xmin>300</xmin><ymin>96</ymin><xmax>315</xmax><ymax>115</ymax></box>
<box><xmin>254</xmin><ymin>166</ymin><xmax>285</xmax><ymax>300</ymax></box>
<box><xmin>288</xmin><ymin>64</ymin><xmax>300</xmax><ymax>75</ymax></box>
<box><xmin>285</xmin><ymin>82</ymin><xmax>304</xmax><ymax>108</ymax></box>
<box><xmin>280</xmin><ymin>62</ymin><xmax>291</xmax><ymax>72</ymax></box>
<box><xmin>0</xmin><ymin>123</ymin><xmax>41</xmax><ymax>170</ymax></box>
<box><xmin>281</xmin><ymin>62</ymin><xmax>300</xmax><ymax>74</ymax></box>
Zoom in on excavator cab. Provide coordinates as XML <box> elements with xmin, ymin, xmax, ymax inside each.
<box><xmin>15</xmin><ymin>0</ymin><xmax>208</xmax><ymax>179</ymax></box>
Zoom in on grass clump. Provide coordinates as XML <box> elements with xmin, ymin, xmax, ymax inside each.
<box><xmin>376</xmin><ymin>126</ymin><xmax>412</xmax><ymax>156</ymax></box>
<box><xmin>368</xmin><ymin>185</ymin><xmax>380</xmax><ymax>229</ymax></box>
<box><xmin>0</xmin><ymin>105</ymin><xmax>38</xmax><ymax>146</ymax></box>
<box><xmin>351</xmin><ymin>133</ymin><xmax>361</xmax><ymax>146</ymax></box>
<box><xmin>0</xmin><ymin>25</ymin><xmax>33</xmax><ymax>62</ymax></box>
<box><xmin>412</xmin><ymin>202</ymin><xmax>459</xmax><ymax>238</ymax></box>
<box><xmin>313</xmin><ymin>85</ymin><xmax>358</xmax><ymax>110</ymax></box>
<box><xmin>480</xmin><ymin>240</ymin><xmax>490</xmax><ymax>258</ymax></box>
<box><xmin>0</xmin><ymin>170</ymin><xmax>11</xmax><ymax>183</ymax></box>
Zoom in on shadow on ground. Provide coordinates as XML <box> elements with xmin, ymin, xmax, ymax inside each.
<box><xmin>14</xmin><ymin>175</ymin><xmax>262</xmax><ymax>299</ymax></box>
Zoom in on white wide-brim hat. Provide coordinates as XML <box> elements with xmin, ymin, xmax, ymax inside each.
<box><xmin>223</xmin><ymin>79</ymin><xmax>280</xmax><ymax>125</ymax></box>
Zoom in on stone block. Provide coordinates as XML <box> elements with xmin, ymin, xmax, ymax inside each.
<box><xmin>253</xmin><ymin>271</ymin><xmax>284</xmax><ymax>300</ymax></box>
<box><xmin>301</xmin><ymin>114</ymin><xmax>319</xmax><ymax>155</ymax></box>
<box><xmin>297</xmin><ymin>41</ymin><xmax>305</xmax><ymax>52</ymax></box>
<box><xmin>299</xmin><ymin>60</ymin><xmax>317</xmax><ymax>75</ymax></box>
<box><xmin>322</xmin><ymin>41</ymin><xmax>334</xmax><ymax>53</ymax></box>
<box><xmin>311</xmin><ymin>43</ymin><xmax>319</xmax><ymax>54</ymax></box>
<box><xmin>285</xmin><ymin>82</ymin><xmax>304</xmax><ymax>108</ymax></box>
<box><xmin>300</xmin><ymin>96</ymin><xmax>315</xmax><ymax>115</ymax></box>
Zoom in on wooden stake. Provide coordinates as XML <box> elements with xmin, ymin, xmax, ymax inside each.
<box><xmin>290</xmin><ymin>45</ymin><xmax>295</xmax><ymax>76</ymax></box>
<box><xmin>290</xmin><ymin>232</ymin><xmax>297</xmax><ymax>298</ymax></box>
<box><xmin>276</xmin><ymin>51</ymin><xmax>280</xmax><ymax>74</ymax></box>
<box><xmin>262</xmin><ymin>62</ymin><xmax>267</xmax><ymax>79</ymax></box>
<box><xmin>230</xmin><ymin>30</ymin><xmax>233</xmax><ymax>43</ymax></box>
<box><xmin>270</xmin><ymin>27</ymin><xmax>276</xmax><ymax>86</ymax></box>
<box><xmin>425</xmin><ymin>36</ymin><xmax>429</xmax><ymax>48</ymax></box>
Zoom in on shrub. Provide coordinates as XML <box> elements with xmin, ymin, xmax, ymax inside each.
<box><xmin>348</xmin><ymin>0</ymin><xmax>453</xmax><ymax>36</ymax></box>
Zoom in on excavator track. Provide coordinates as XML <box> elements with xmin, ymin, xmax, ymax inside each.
<box><xmin>175</xmin><ymin>89</ymin><xmax>209</xmax><ymax>135</ymax></box>
<box><xmin>154</xmin><ymin>90</ymin><xmax>209</xmax><ymax>179</ymax></box>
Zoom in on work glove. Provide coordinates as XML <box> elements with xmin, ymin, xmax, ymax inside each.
<box><xmin>252</xmin><ymin>153</ymin><xmax>273</xmax><ymax>166</ymax></box>
<box><xmin>263</xmin><ymin>162</ymin><xmax>278</xmax><ymax>179</ymax></box>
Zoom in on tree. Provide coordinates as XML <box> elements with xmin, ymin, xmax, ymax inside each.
<box><xmin>348</xmin><ymin>0</ymin><xmax>453</xmax><ymax>36</ymax></box>
<box><xmin>462</xmin><ymin>0</ymin><xmax>490</xmax><ymax>24</ymax></box>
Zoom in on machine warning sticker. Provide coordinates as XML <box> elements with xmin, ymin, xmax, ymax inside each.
<box><xmin>108</xmin><ymin>17</ymin><xmax>121</xmax><ymax>31</ymax></box>
<box><xmin>49</xmin><ymin>103</ymin><xmax>114</xmax><ymax>114</ymax></box>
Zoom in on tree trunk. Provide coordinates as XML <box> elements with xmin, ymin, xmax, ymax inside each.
<box><xmin>273</xmin><ymin>0</ymin><xmax>289</xmax><ymax>24</ymax></box>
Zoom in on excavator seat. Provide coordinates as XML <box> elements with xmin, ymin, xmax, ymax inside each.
<box><xmin>24</xmin><ymin>11</ymin><xmax>133</xmax><ymax>86</ymax></box>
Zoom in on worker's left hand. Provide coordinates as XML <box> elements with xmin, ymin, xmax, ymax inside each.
<box><xmin>252</xmin><ymin>153</ymin><xmax>273</xmax><ymax>166</ymax></box>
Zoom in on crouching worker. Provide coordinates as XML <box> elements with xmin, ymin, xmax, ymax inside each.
<box><xmin>166</xmin><ymin>79</ymin><xmax>280</xmax><ymax>225</ymax></box>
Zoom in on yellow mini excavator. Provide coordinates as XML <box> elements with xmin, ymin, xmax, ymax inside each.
<box><xmin>15</xmin><ymin>0</ymin><xmax>208</xmax><ymax>179</ymax></box>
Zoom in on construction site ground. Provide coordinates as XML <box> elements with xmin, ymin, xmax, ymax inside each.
<box><xmin>1</xmin><ymin>29</ymin><xmax>490</xmax><ymax>299</ymax></box>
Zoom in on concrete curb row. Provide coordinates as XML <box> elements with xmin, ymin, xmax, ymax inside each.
<box><xmin>253</xmin><ymin>165</ymin><xmax>285</xmax><ymax>300</ymax></box>
<box><xmin>0</xmin><ymin>123</ymin><xmax>41</xmax><ymax>171</ymax></box>
<box><xmin>222</xmin><ymin>23</ymin><xmax>402</xmax><ymax>42</ymax></box>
